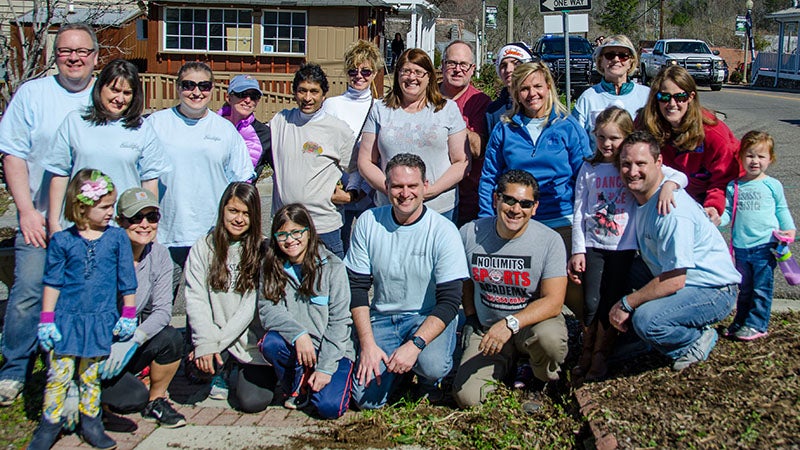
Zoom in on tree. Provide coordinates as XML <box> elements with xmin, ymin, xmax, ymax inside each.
<box><xmin>0</xmin><ymin>0</ymin><xmax>138</xmax><ymax>106</ymax></box>
<box><xmin>598</xmin><ymin>0</ymin><xmax>640</xmax><ymax>35</ymax></box>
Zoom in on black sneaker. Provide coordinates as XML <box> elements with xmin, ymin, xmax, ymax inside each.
<box><xmin>142</xmin><ymin>397</ymin><xmax>186</xmax><ymax>428</ymax></box>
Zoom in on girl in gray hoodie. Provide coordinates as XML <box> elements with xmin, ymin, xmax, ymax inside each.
<box><xmin>259</xmin><ymin>204</ymin><xmax>354</xmax><ymax>419</ymax></box>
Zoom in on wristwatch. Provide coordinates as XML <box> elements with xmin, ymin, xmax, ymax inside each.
<box><xmin>505</xmin><ymin>315</ymin><xmax>520</xmax><ymax>334</ymax></box>
<box><xmin>410</xmin><ymin>335</ymin><xmax>427</xmax><ymax>350</ymax></box>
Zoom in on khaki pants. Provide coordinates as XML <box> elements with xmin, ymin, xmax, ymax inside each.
<box><xmin>451</xmin><ymin>314</ymin><xmax>568</xmax><ymax>408</ymax></box>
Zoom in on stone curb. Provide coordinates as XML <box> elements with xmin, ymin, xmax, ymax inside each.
<box><xmin>575</xmin><ymin>387</ymin><xmax>618</xmax><ymax>450</ymax></box>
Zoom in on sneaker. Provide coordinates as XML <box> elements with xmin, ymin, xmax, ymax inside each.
<box><xmin>672</xmin><ymin>327</ymin><xmax>719</xmax><ymax>371</ymax></box>
<box><xmin>284</xmin><ymin>390</ymin><xmax>311</xmax><ymax>410</ymax></box>
<box><xmin>723</xmin><ymin>323</ymin><xmax>742</xmax><ymax>338</ymax></box>
<box><xmin>208</xmin><ymin>373</ymin><xmax>229</xmax><ymax>400</ymax></box>
<box><xmin>413</xmin><ymin>379</ymin><xmax>444</xmax><ymax>403</ymax></box>
<box><xmin>141</xmin><ymin>397</ymin><xmax>187</xmax><ymax>429</ymax></box>
<box><xmin>521</xmin><ymin>380</ymin><xmax>551</xmax><ymax>414</ymax></box>
<box><xmin>513</xmin><ymin>363</ymin><xmax>534</xmax><ymax>389</ymax></box>
<box><xmin>0</xmin><ymin>379</ymin><xmax>23</xmax><ymax>406</ymax></box>
<box><xmin>733</xmin><ymin>326</ymin><xmax>768</xmax><ymax>341</ymax></box>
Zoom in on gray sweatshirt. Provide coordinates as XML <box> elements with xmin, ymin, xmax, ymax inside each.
<box><xmin>131</xmin><ymin>242</ymin><xmax>173</xmax><ymax>343</ymax></box>
<box><xmin>184</xmin><ymin>236</ymin><xmax>266</xmax><ymax>365</ymax></box>
<box><xmin>258</xmin><ymin>246</ymin><xmax>354</xmax><ymax>375</ymax></box>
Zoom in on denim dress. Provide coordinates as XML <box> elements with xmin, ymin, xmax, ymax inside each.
<box><xmin>42</xmin><ymin>226</ymin><xmax>137</xmax><ymax>358</ymax></box>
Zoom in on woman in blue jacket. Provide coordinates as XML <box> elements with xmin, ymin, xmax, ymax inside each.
<box><xmin>478</xmin><ymin>61</ymin><xmax>591</xmax><ymax>319</ymax></box>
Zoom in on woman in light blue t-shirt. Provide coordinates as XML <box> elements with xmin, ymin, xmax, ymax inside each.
<box><xmin>45</xmin><ymin>59</ymin><xmax>170</xmax><ymax>234</ymax></box>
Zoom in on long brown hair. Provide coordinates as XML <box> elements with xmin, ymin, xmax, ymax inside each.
<box><xmin>208</xmin><ymin>182</ymin><xmax>262</xmax><ymax>294</ymax></box>
<box><xmin>261</xmin><ymin>204</ymin><xmax>323</xmax><ymax>303</ymax></box>
<box><xmin>639</xmin><ymin>65</ymin><xmax>716</xmax><ymax>151</ymax></box>
<box><xmin>384</xmin><ymin>48</ymin><xmax>446</xmax><ymax>112</ymax></box>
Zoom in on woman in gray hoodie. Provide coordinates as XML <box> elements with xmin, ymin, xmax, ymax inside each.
<box><xmin>259</xmin><ymin>204</ymin><xmax>354</xmax><ymax>419</ymax></box>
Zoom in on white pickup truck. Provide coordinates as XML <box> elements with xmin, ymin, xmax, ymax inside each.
<box><xmin>639</xmin><ymin>39</ymin><xmax>726</xmax><ymax>91</ymax></box>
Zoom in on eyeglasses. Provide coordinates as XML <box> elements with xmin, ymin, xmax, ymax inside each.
<box><xmin>602</xmin><ymin>52</ymin><xmax>631</xmax><ymax>62</ymax></box>
<box><xmin>655</xmin><ymin>91</ymin><xmax>691</xmax><ymax>103</ymax></box>
<box><xmin>273</xmin><ymin>227</ymin><xmax>308</xmax><ymax>242</ymax></box>
<box><xmin>498</xmin><ymin>193</ymin><xmax>536</xmax><ymax>209</ymax></box>
<box><xmin>347</xmin><ymin>68</ymin><xmax>374</xmax><ymax>78</ymax></box>
<box><xmin>232</xmin><ymin>90</ymin><xmax>262</xmax><ymax>101</ymax></box>
<box><xmin>179</xmin><ymin>80</ymin><xmax>214</xmax><ymax>92</ymax></box>
<box><xmin>443</xmin><ymin>60</ymin><xmax>475</xmax><ymax>71</ymax></box>
<box><xmin>398</xmin><ymin>68</ymin><xmax>429</xmax><ymax>78</ymax></box>
<box><xmin>124</xmin><ymin>211</ymin><xmax>161</xmax><ymax>225</ymax></box>
<box><xmin>56</xmin><ymin>47</ymin><xmax>96</xmax><ymax>58</ymax></box>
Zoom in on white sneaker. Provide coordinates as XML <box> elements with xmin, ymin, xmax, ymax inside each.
<box><xmin>0</xmin><ymin>379</ymin><xmax>23</xmax><ymax>406</ymax></box>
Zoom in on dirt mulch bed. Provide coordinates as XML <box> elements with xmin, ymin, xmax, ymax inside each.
<box><xmin>582</xmin><ymin>311</ymin><xmax>800</xmax><ymax>449</ymax></box>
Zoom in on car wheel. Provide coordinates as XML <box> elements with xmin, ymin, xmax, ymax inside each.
<box><xmin>710</xmin><ymin>84</ymin><xmax>722</xmax><ymax>91</ymax></box>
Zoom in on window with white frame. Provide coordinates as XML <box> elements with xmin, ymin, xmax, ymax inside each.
<box><xmin>262</xmin><ymin>10</ymin><xmax>306</xmax><ymax>55</ymax></box>
<box><xmin>164</xmin><ymin>8</ymin><xmax>253</xmax><ymax>53</ymax></box>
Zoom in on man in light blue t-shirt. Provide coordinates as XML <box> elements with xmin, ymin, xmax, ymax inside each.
<box><xmin>0</xmin><ymin>23</ymin><xmax>98</xmax><ymax>405</ymax></box>
<box><xmin>345</xmin><ymin>153</ymin><xmax>469</xmax><ymax>409</ymax></box>
<box><xmin>609</xmin><ymin>131</ymin><xmax>741</xmax><ymax>371</ymax></box>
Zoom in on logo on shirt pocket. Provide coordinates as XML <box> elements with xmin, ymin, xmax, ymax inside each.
<box><xmin>303</xmin><ymin>141</ymin><xmax>323</xmax><ymax>155</ymax></box>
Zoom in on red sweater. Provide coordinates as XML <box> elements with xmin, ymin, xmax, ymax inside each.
<box><xmin>658</xmin><ymin>111</ymin><xmax>742</xmax><ymax>214</ymax></box>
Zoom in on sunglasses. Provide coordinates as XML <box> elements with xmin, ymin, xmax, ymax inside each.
<box><xmin>274</xmin><ymin>227</ymin><xmax>309</xmax><ymax>243</ymax></box>
<box><xmin>602</xmin><ymin>52</ymin><xmax>631</xmax><ymax>61</ymax></box>
<box><xmin>125</xmin><ymin>211</ymin><xmax>161</xmax><ymax>224</ymax></box>
<box><xmin>232</xmin><ymin>90</ymin><xmax>262</xmax><ymax>101</ymax></box>
<box><xmin>655</xmin><ymin>91</ymin><xmax>691</xmax><ymax>103</ymax></box>
<box><xmin>498</xmin><ymin>193</ymin><xmax>536</xmax><ymax>209</ymax></box>
<box><xmin>179</xmin><ymin>80</ymin><xmax>214</xmax><ymax>92</ymax></box>
<box><xmin>347</xmin><ymin>68</ymin><xmax>374</xmax><ymax>78</ymax></box>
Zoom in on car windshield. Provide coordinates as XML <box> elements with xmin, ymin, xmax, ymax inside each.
<box><xmin>540</xmin><ymin>38</ymin><xmax>593</xmax><ymax>55</ymax></box>
<box><xmin>666</xmin><ymin>41</ymin><xmax>711</xmax><ymax>54</ymax></box>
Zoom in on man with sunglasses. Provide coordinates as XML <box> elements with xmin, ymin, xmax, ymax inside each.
<box><xmin>0</xmin><ymin>23</ymin><xmax>99</xmax><ymax>406</ymax></box>
<box><xmin>573</xmin><ymin>34</ymin><xmax>650</xmax><ymax>148</ymax></box>
<box><xmin>453</xmin><ymin>169</ymin><xmax>568</xmax><ymax>411</ymax></box>
<box><xmin>269</xmin><ymin>63</ymin><xmax>355</xmax><ymax>258</ymax></box>
<box><xmin>219</xmin><ymin>75</ymin><xmax>272</xmax><ymax>180</ymax></box>
<box><xmin>439</xmin><ymin>40</ymin><xmax>492</xmax><ymax>226</ymax></box>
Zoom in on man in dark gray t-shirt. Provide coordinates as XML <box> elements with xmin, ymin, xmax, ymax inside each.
<box><xmin>453</xmin><ymin>170</ymin><xmax>568</xmax><ymax>410</ymax></box>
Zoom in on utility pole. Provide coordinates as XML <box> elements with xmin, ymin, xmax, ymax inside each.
<box><xmin>659</xmin><ymin>0</ymin><xmax>664</xmax><ymax>39</ymax></box>
<box><xmin>507</xmin><ymin>0</ymin><xmax>514</xmax><ymax>42</ymax></box>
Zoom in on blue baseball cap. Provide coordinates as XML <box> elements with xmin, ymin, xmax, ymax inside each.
<box><xmin>228</xmin><ymin>75</ymin><xmax>262</xmax><ymax>94</ymax></box>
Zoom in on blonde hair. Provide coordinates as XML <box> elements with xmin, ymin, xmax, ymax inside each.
<box><xmin>639</xmin><ymin>65</ymin><xmax>716</xmax><ymax>151</ymax></box>
<box><xmin>587</xmin><ymin>106</ymin><xmax>634</xmax><ymax>165</ymax></box>
<box><xmin>344</xmin><ymin>40</ymin><xmax>384</xmax><ymax>73</ymax></box>
<box><xmin>503</xmin><ymin>61</ymin><xmax>567</xmax><ymax>127</ymax></box>
<box><xmin>594</xmin><ymin>34</ymin><xmax>639</xmax><ymax>77</ymax></box>
<box><xmin>739</xmin><ymin>130</ymin><xmax>776</xmax><ymax>163</ymax></box>
<box><xmin>64</xmin><ymin>168</ymin><xmax>116</xmax><ymax>230</ymax></box>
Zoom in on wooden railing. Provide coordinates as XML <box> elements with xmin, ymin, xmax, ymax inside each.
<box><xmin>140</xmin><ymin>72</ymin><xmax>351</xmax><ymax>121</ymax></box>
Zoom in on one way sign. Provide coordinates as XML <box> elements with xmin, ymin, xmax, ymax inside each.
<box><xmin>540</xmin><ymin>0</ymin><xmax>591</xmax><ymax>13</ymax></box>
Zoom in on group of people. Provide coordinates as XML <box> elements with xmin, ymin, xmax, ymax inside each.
<box><xmin>0</xmin><ymin>21</ymin><xmax>795</xmax><ymax>449</ymax></box>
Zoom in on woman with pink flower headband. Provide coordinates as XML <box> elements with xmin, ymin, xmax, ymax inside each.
<box><xmin>30</xmin><ymin>168</ymin><xmax>138</xmax><ymax>449</ymax></box>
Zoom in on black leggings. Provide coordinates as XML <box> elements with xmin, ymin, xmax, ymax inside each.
<box><xmin>583</xmin><ymin>248</ymin><xmax>636</xmax><ymax>327</ymax></box>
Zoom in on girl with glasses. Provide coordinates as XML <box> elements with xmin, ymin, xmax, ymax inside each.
<box><xmin>572</xmin><ymin>34</ymin><xmax>651</xmax><ymax>150</ymax></box>
<box><xmin>259</xmin><ymin>204</ymin><xmax>354</xmax><ymax>419</ymax></box>
<box><xmin>145</xmin><ymin>62</ymin><xmax>253</xmax><ymax>284</ymax></box>
<box><xmin>184</xmin><ymin>182</ymin><xmax>277</xmax><ymax>413</ymax></box>
<box><xmin>43</xmin><ymin>59</ymin><xmax>171</xmax><ymax>234</ymax></box>
<box><xmin>358</xmin><ymin>48</ymin><xmax>470</xmax><ymax>222</ymax></box>
<box><xmin>637</xmin><ymin>65</ymin><xmax>742</xmax><ymax>225</ymax></box>
<box><xmin>322</xmin><ymin>40</ymin><xmax>383</xmax><ymax>253</ymax></box>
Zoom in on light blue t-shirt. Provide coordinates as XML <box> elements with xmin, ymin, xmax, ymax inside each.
<box><xmin>344</xmin><ymin>206</ymin><xmax>469</xmax><ymax>315</ymax></box>
<box><xmin>146</xmin><ymin>107</ymin><xmax>254</xmax><ymax>247</ymax></box>
<box><xmin>720</xmin><ymin>176</ymin><xmax>796</xmax><ymax>248</ymax></box>
<box><xmin>42</xmin><ymin>111</ymin><xmax>172</xmax><ymax>223</ymax></box>
<box><xmin>635</xmin><ymin>188</ymin><xmax>741</xmax><ymax>288</ymax></box>
<box><xmin>363</xmin><ymin>100</ymin><xmax>466</xmax><ymax>213</ymax></box>
<box><xmin>0</xmin><ymin>76</ymin><xmax>93</xmax><ymax>216</ymax></box>
<box><xmin>571</xmin><ymin>83</ymin><xmax>650</xmax><ymax>149</ymax></box>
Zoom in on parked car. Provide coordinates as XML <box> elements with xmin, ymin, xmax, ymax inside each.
<box><xmin>639</xmin><ymin>38</ymin><xmax>726</xmax><ymax>91</ymax></box>
<box><xmin>532</xmin><ymin>34</ymin><xmax>594</xmax><ymax>96</ymax></box>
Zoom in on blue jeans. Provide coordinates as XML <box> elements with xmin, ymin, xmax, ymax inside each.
<box><xmin>260</xmin><ymin>331</ymin><xmax>353</xmax><ymax>419</ymax></box>
<box><xmin>631</xmin><ymin>284</ymin><xmax>737</xmax><ymax>360</ymax></box>
<box><xmin>733</xmin><ymin>243</ymin><xmax>776</xmax><ymax>333</ymax></box>
<box><xmin>318</xmin><ymin>229</ymin><xmax>344</xmax><ymax>260</ymax></box>
<box><xmin>351</xmin><ymin>313</ymin><xmax>457</xmax><ymax>410</ymax></box>
<box><xmin>0</xmin><ymin>232</ymin><xmax>46</xmax><ymax>382</ymax></box>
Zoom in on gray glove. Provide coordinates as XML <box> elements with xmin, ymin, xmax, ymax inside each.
<box><xmin>100</xmin><ymin>329</ymin><xmax>147</xmax><ymax>380</ymax></box>
<box><xmin>461</xmin><ymin>314</ymin><xmax>483</xmax><ymax>351</ymax></box>
<box><xmin>62</xmin><ymin>380</ymin><xmax>80</xmax><ymax>431</ymax></box>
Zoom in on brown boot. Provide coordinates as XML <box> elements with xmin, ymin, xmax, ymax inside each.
<box><xmin>571</xmin><ymin>322</ymin><xmax>597</xmax><ymax>378</ymax></box>
<box><xmin>586</xmin><ymin>322</ymin><xmax>617</xmax><ymax>381</ymax></box>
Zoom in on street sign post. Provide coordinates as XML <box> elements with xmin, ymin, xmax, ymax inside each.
<box><xmin>540</xmin><ymin>0</ymin><xmax>591</xmax><ymax>13</ymax></box>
